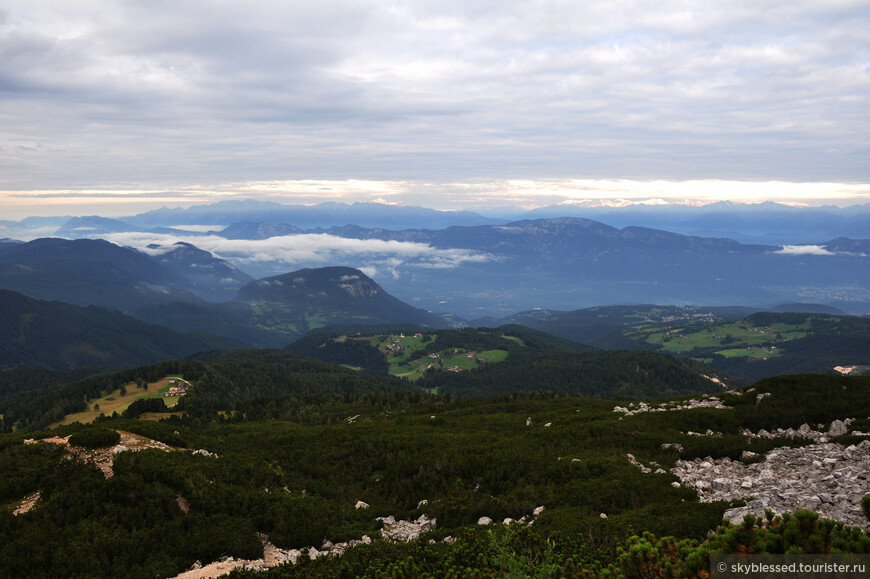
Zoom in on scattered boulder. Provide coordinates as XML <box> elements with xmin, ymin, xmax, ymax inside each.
<box><xmin>828</xmin><ymin>420</ymin><xmax>848</xmax><ymax>437</ymax></box>
<box><xmin>477</xmin><ymin>516</ymin><xmax>493</xmax><ymax>525</ymax></box>
<box><xmin>355</xmin><ymin>501</ymin><xmax>369</xmax><ymax>510</ymax></box>
<box><xmin>377</xmin><ymin>515</ymin><xmax>436</xmax><ymax>542</ymax></box>
<box><xmin>192</xmin><ymin>448</ymin><xmax>218</xmax><ymax>458</ymax></box>
<box><xmin>625</xmin><ymin>453</ymin><xmax>652</xmax><ymax>473</ymax></box>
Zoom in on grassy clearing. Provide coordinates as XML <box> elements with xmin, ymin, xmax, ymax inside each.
<box><xmin>365</xmin><ymin>332</ymin><xmax>511</xmax><ymax>381</ymax></box>
<box><xmin>53</xmin><ymin>377</ymin><xmax>185</xmax><ymax>426</ymax></box>
<box><xmin>716</xmin><ymin>348</ymin><xmax>781</xmax><ymax>359</ymax></box>
<box><xmin>643</xmin><ymin>321</ymin><xmax>807</xmax><ymax>356</ymax></box>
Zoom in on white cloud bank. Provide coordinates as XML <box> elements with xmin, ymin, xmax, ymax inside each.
<box><xmin>105</xmin><ymin>232</ymin><xmax>492</xmax><ymax>279</ymax></box>
<box><xmin>777</xmin><ymin>245</ymin><xmax>834</xmax><ymax>256</ymax></box>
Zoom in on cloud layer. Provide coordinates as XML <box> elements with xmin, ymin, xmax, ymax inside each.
<box><xmin>1</xmin><ymin>1</ymin><xmax>868</xmax><ymax>211</ymax></box>
<box><xmin>107</xmin><ymin>231</ymin><xmax>491</xmax><ymax>279</ymax></box>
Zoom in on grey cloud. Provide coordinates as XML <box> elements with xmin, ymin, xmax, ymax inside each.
<box><xmin>0</xmin><ymin>1</ymin><xmax>868</xmax><ymax>191</ymax></box>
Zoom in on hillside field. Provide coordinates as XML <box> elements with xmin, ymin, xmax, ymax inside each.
<box><xmin>53</xmin><ymin>376</ymin><xmax>187</xmax><ymax>426</ymax></box>
<box><xmin>365</xmin><ymin>333</ymin><xmax>510</xmax><ymax>380</ymax></box>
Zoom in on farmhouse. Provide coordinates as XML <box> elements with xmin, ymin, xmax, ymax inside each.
<box><xmin>164</xmin><ymin>378</ymin><xmax>191</xmax><ymax>397</ymax></box>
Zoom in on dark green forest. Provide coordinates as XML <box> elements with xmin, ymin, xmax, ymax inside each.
<box><xmin>2</xmin><ymin>371</ymin><xmax>869</xmax><ymax>578</ymax></box>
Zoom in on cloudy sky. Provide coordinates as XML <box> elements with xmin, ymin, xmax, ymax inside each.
<box><xmin>2</xmin><ymin>0</ymin><xmax>869</xmax><ymax>218</ymax></box>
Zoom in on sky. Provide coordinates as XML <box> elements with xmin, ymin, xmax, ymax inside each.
<box><xmin>2</xmin><ymin>0</ymin><xmax>870</xmax><ymax>219</ymax></box>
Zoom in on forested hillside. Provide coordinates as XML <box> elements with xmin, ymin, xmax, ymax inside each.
<box><xmin>499</xmin><ymin>308</ymin><xmax>870</xmax><ymax>383</ymax></box>
<box><xmin>0</xmin><ymin>290</ymin><xmax>239</xmax><ymax>371</ymax></box>
<box><xmin>1</xmin><ymin>374</ymin><xmax>868</xmax><ymax>577</ymax></box>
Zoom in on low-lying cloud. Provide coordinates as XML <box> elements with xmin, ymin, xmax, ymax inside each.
<box><xmin>105</xmin><ymin>232</ymin><xmax>492</xmax><ymax>279</ymax></box>
<box><xmin>777</xmin><ymin>245</ymin><xmax>834</xmax><ymax>256</ymax></box>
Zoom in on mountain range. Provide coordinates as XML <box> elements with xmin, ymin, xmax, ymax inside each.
<box><xmin>0</xmin><ymin>238</ymin><xmax>448</xmax><ymax>353</ymax></box>
<box><xmin>4</xmin><ymin>212</ymin><xmax>870</xmax><ymax>319</ymax></box>
<box><xmin>7</xmin><ymin>199</ymin><xmax>870</xmax><ymax>245</ymax></box>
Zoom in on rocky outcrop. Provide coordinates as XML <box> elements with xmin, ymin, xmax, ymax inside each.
<box><xmin>377</xmin><ymin>515</ymin><xmax>436</xmax><ymax>541</ymax></box>
<box><xmin>742</xmin><ymin>418</ymin><xmax>856</xmax><ymax>443</ymax></box>
<box><xmin>613</xmin><ymin>396</ymin><xmax>730</xmax><ymax>417</ymax></box>
<box><xmin>672</xmin><ymin>440</ymin><xmax>870</xmax><ymax>529</ymax></box>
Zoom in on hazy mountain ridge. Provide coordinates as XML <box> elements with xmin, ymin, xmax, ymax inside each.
<box><xmin>148</xmin><ymin>242</ymin><xmax>254</xmax><ymax>302</ymax></box>
<box><xmin>5</xmin><ymin>212</ymin><xmax>870</xmax><ymax>316</ymax></box>
<box><xmin>123</xmin><ymin>199</ymin><xmax>505</xmax><ymax>230</ymax></box>
<box><xmin>14</xmin><ymin>199</ymin><xmax>870</xmax><ymax>246</ymax></box>
<box><xmin>308</xmin><ymin>218</ymin><xmax>869</xmax><ymax>316</ymax></box>
<box><xmin>0</xmin><ymin>238</ymin><xmax>250</xmax><ymax>308</ymax></box>
<box><xmin>0</xmin><ymin>289</ymin><xmax>240</xmax><ymax>371</ymax></box>
<box><xmin>519</xmin><ymin>201</ymin><xmax>870</xmax><ymax>244</ymax></box>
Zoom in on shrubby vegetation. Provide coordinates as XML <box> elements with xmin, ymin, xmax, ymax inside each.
<box><xmin>228</xmin><ymin>510</ymin><xmax>870</xmax><ymax>578</ymax></box>
<box><xmin>417</xmin><ymin>349</ymin><xmax>728</xmax><ymax>399</ymax></box>
<box><xmin>67</xmin><ymin>428</ymin><xmax>120</xmax><ymax>449</ymax></box>
<box><xmin>1</xmin><ymin>372</ymin><xmax>868</xmax><ymax>577</ymax></box>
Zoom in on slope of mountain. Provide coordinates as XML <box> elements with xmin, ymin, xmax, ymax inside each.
<box><xmin>0</xmin><ymin>238</ymin><xmax>251</xmax><ymax>309</ymax></box>
<box><xmin>618</xmin><ymin>311</ymin><xmax>870</xmax><ymax>383</ymax></box>
<box><xmin>415</xmin><ymin>347</ymin><xmax>731</xmax><ymax>398</ymax></box>
<box><xmin>132</xmin><ymin>267</ymin><xmax>450</xmax><ymax>348</ymax></box>
<box><xmin>0</xmin><ymin>216</ymin><xmax>70</xmax><ymax>241</ymax></box>
<box><xmin>286</xmin><ymin>325</ymin><xmax>591</xmax><ymax>377</ymax></box>
<box><xmin>54</xmin><ymin>216</ymin><xmax>141</xmax><ymax>237</ymax></box>
<box><xmin>492</xmin><ymin>305</ymin><xmax>763</xmax><ymax>346</ymax></box>
<box><xmin>216</xmin><ymin>221</ymin><xmax>304</xmax><ymax>239</ymax></box>
<box><xmin>0</xmin><ymin>289</ymin><xmax>240</xmax><ymax>371</ymax></box>
<box><xmin>8</xmin><ymin>360</ymin><xmax>867</xmax><ymax>577</ymax></box>
<box><xmin>0</xmin><ymin>238</ymin><xmax>199</xmax><ymax>309</ymax></box>
<box><xmin>519</xmin><ymin>201</ymin><xmax>870</xmax><ymax>244</ymax></box>
<box><xmin>291</xmin><ymin>218</ymin><xmax>870</xmax><ymax>317</ymax></box>
<box><xmin>148</xmin><ymin>242</ymin><xmax>254</xmax><ymax>302</ymax></box>
<box><xmin>236</xmin><ymin>266</ymin><xmax>449</xmax><ymax>337</ymax></box>
<box><xmin>499</xmin><ymin>307</ymin><xmax>870</xmax><ymax>383</ymax></box>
